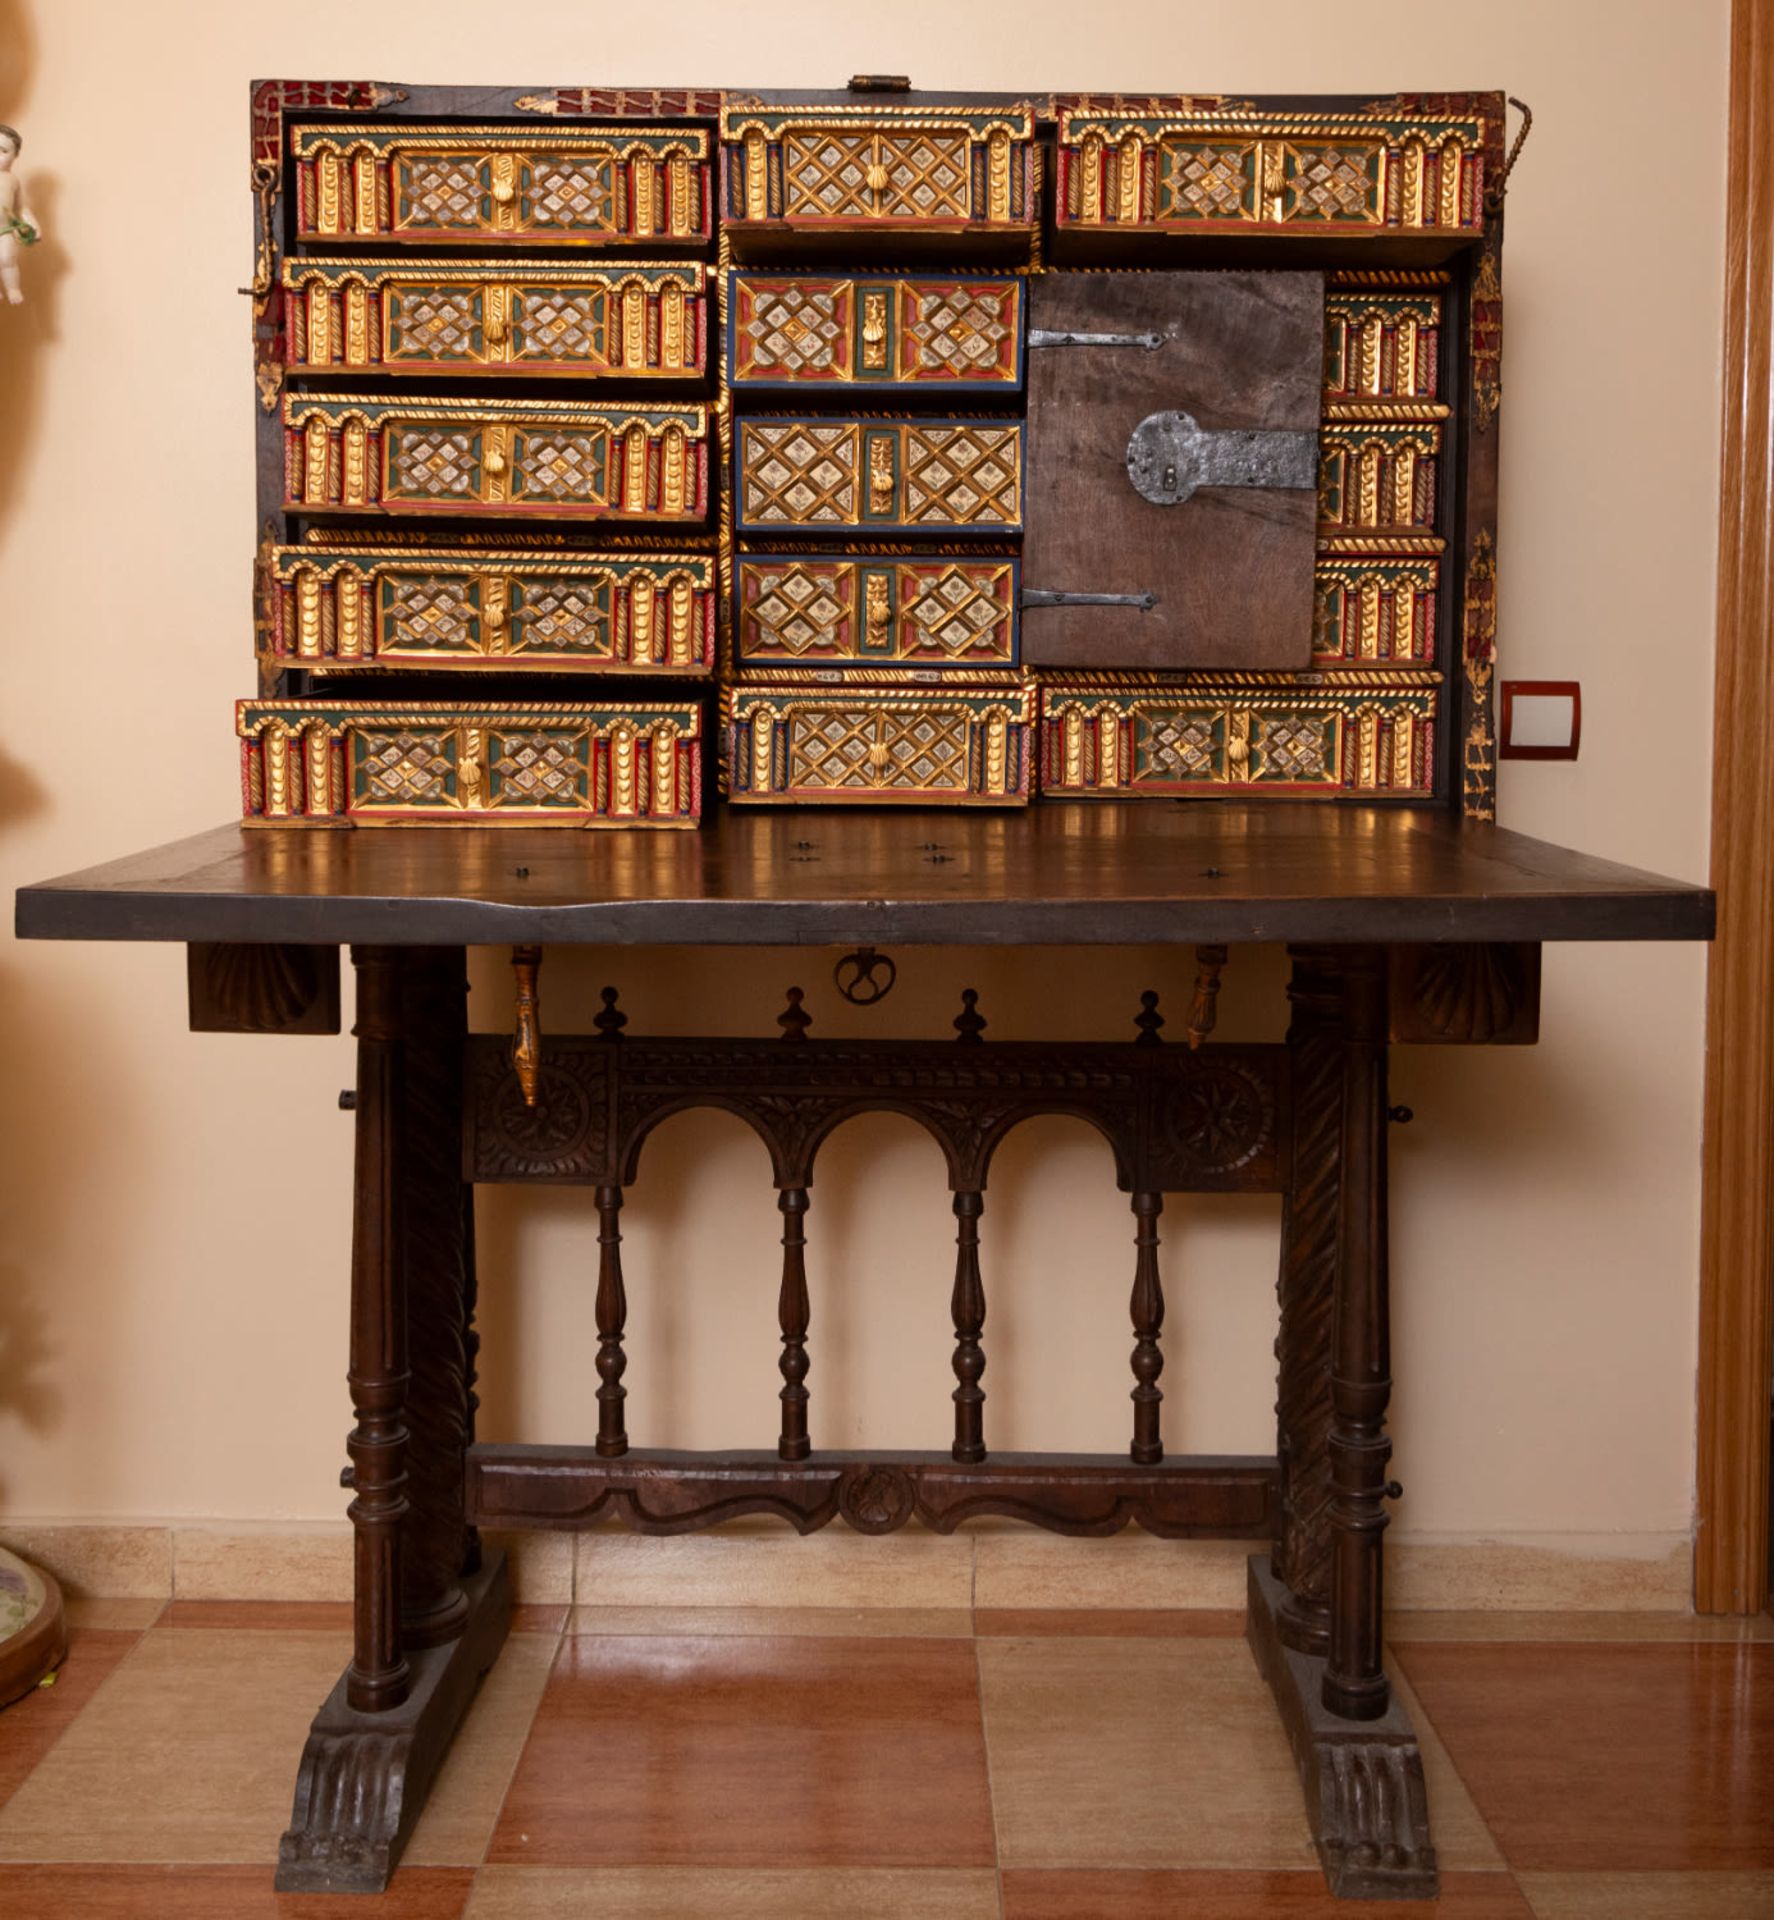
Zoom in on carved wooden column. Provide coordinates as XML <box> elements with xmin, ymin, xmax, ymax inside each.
<box><xmin>345</xmin><ymin>945</ymin><xmax>412</xmax><ymax>1712</ymax></box>
<box><xmin>1323</xmin><ymin>945</ymin><xmax>1395</xmax><ymax>1720</ymax></box>
<box><xmin>951</xmin><ymin>1192</ymin><xmax>987</xmax><ymax>1463</ymax></box>
<box><xmin>1272</xmin><ymin>946</ymin><xmax>1342</xmax><ymax>1657</ymax></box>
<box><xmin>397</xmin><ymin>947</ymin><xmax>477</xmax><ymax>1651</ymax></box>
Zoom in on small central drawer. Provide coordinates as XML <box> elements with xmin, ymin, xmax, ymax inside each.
<box><xmin>264</xmin><ymin>545</ymin><xmax>716</xmax><ymax>674</ymax></box>
<box><xmin>720</xmin><ymin>103</ymin><xmax>1037</xmax><ymax>247</ymax></box>
<box><xmin>736</xmin><ymin>556</ymin><xmax>1018</xmax><ymax>671</ymax></box>
<box><xmin>283</xmin><ymin>260</ymin><xmax>707</xmax><ymax>379</ymax></box>
<box><xmin>290</xmin><ymin>122</ymin><xmax>712</xmax><ymax>246</ymax></box>
<box><xmin>735</xmin><ymin>417</ymin><xmax>1023</xmax><ymax>534</ymax></box>
<box><xmin>728</xmin><ymin>273</ymin><xmax>1023</xmax><ymax>391</ymax></box>
<box><xmin>726</xmin><ymin>675</ymin><xmax>1033</xmax><ymax>806</ymax></box>
<box><xmin>283</xmin><ymin>397</ymin><xmax>710</xmax><ymax>522</ymax></box>
<box><xmin>239</xmin><ymin>699</ymin><xmax>703</xmax><ymax>827</ymax></box>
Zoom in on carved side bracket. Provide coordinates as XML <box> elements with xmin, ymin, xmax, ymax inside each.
<box><xmin>1388</xmin><ymin>942</ymin><xmax>1540</xmax><ymax>1045</ymax></box>
<box><xmin>187</xmin><ymin>942</ymin><xmax>340</xmax><ymax>1034</ymax></box>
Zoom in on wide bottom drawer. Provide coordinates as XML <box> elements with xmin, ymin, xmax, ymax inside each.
<box><xmin>238</xmin><ymin>699</ymin><xmax>702</xmax><ymax>827</ymax></box>
<box><xmin>1037</xmin><ymin>673</ymin><xmax>1440</xmax><ymax>798</ymax></box>
<box><xmin>726</xmin><ymin>675</ymin><xmax>1034</xmax><ymax>807</ymax></box>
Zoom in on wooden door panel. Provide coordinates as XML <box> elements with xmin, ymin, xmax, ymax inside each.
<box><xmin>1023</xmin><ymin>270</ymin><xmax>1323</xmax><ymax>671</ymax></box>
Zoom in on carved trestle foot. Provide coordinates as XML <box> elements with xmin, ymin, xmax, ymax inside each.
<box><xmin>275</xmin><ymin>1551</ymin><xmax>511</xmax><ymax>1894</ymax></box>
<box><xmin>1245</xmin><ymin>1555</ymin><xmax>1437</xmax><ymax>1901</ymax></box>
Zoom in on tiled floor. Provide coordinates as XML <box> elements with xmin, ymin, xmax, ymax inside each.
<box><xmin>1</xmin><ymin>1601</ymin><xmax>1772</xmax><ymax>1917</ymax></box>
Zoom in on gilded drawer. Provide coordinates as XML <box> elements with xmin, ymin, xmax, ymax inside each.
<box><xmin>1312</xmin><ymin>558</ymin><xmax>1439</xmax><ymax>668</ymax></box>
<box><xmin>1317</xmin><ymin>417</ymin><xmax>1444</xmax><ymax>535</ymax></box>
<box><xmin>1055</xmin><ymin>110</ymin><xmax>1487</xmax><ymax>237</ymax></box>
<box><xmin>264</xmin><ymin>546</ymin><xmax>716</xmax><ymax>675</ymax></box>
<box><xmin>727</xmin><ymin>675</ymin><xmax>1034</xmax><ymax>806</ymax></box>
<box><xmin>720</xmin><ymin>104</ymin><xmax>1037</xmax><ymax>238</ymax></box>
<box><xmin>736</xmin><ymin>557</ymin><xmax>1018</xmax><ymax>672</ymax></box>
<box><xmin>238</xmin><ymin>700</ymin><xmax>702</xmax><ymax>827</ymax></box>
<box><xmin>1037</xmin><ymin>674</ymin><xmax>1438</xmax><ymax>798</ymax></box>
<box><xmin>290</xmin><ymin>122</ymin><xmax>711</xmax><ymax>245</ymax></box>
<box><xmin>728</xmin><ymin>273</ymin><xmax>1024</xmax><ymax>391</ymax></box>
<box><xmin>1323</xmin><ymin>286</ymin><xmax>1443</xmax><ymax>403</ymax></box>
<box><xmin>283</xmin><ymin>261</ymin><xmax>707</xmax><ymax>379</ymax></box>
<box><xmin>735</xmin><ymin>418</ymin><xmax>1022</xmax><ymax>534</ymax></box>
<box><xmin>282</xmin><ymin>397</ymin><xmax>710</xmax><ymax>522</ymax></box>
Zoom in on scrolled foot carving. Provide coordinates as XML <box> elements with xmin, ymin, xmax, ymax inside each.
<box><xmin>275</xmin><ymin>1554</ymin><xmax>509</xmax><ymax>1894</ymax></box>
<box><xmin>1246</xmin><ymin>1555</ymin><xmax>1439</xmax><ymax>1901</ymax></box>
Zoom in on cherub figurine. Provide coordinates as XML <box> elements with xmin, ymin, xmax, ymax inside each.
<box><xmin>0</xmin><ymin>123</ymin><xmax>41</xmax><ymax>305</ymax></box>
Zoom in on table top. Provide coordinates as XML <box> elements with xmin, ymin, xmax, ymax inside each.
<box><xmin>13</xmin><ymin>807</ymin><xmax>1714</xmax><ymax>948</ymax></box>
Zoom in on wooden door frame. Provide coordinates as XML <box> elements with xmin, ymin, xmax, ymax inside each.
<box><xmin>1697</xmin><ymin>0</ymin><xmax>1774</xmax><ymax>1614</ymax></box>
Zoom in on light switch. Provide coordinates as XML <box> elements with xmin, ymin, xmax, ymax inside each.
<box><xmin>1500</xmin><ymin>681</ymin><xmax>1581</xmax><ymax>760</ymax></box>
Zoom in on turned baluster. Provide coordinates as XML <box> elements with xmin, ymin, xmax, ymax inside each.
<box><xmin>594</xmin><ymin>1183</ymin><xmax>628</xmax><ymax>1457</ymax></box>
<box><xmin>1129</xmin><ymin>1191</ymin><xmax>1165</xmax><ymax>1464</ymax></box>
<box><xmin>950</xmin><ymin>1191</ymin><xmax>987</xmax><ymax>1462</ymax></box>
<box><xmin>777</xmin><ymin>1187</ymin><xmax>811</xmax><ymax>1460</ymax></box>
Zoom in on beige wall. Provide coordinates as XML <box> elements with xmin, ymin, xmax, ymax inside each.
<box><xmin>0</xmin><ymin>2</ymin><xmax>1726</xmax><ymax>1579</ymax></box>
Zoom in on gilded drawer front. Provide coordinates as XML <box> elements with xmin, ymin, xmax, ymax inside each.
<box><xmin>284</xmin><ymin>261</ymin><xmax>707</xmax><ymax>379</ymax></box>
<box><xmin>290</xmin><ymin>123</ymin><xmax>711</xmax><ymax>245</ymax></box>
<box><xmin>721</xmin><ymin>105</ymin><xmax>1036</xmax><ymax>235</ymax></box>
<box><xmin>1312</xmin><ymin>558</ymin><xmax>1439</xmax><ymax>668</ymax></box>
<box><xmin>265</xmin><ymin>546</ymin><xmax>716</xmax><ymax>674</ymax></box>
<box><xmin>1317</xmin><ymin>417</ymin><xmax>1444</xmax><ymax>535</ymax></box>
<box><xmin>283</xmin><ymin>398</ymin><xmax>709</xmax><ymax>521</ymax></box>
<box><xmin>1324</xmin><ymin>287</ymin><xmax>1442</xmax><ymax>403</ymax></box>
<box><xmin>1055</xmin><ymin>111</ymin><xmax>1487</xmax><ymax>236</ymax></box>
<box><xmin>727</xmin><ymin>677</ymin><xmax>1034</xmax><ymax>806</ymax></box>
<box><xmin>736</xmin><ymin>557</ymin><xmax>1018</xmax><ymax>671</ymax></box>
<box><xmin>1038</xmin><ymin>675</ymin><xmax>1438</xmax><ymax>797</ymax></box>
<box><xmin>728</xmin><ymin>274</ymin><xmax>1024</xmax><ymax>391</ymax></box>
<box><xmin>238</xmin><ymin>701</ymin><xmax>702</xmax><ymax>827</ymax></box>
<box><xmin>735</xmin><ymin>418</ymin><xmax>1023</xmax><ymax>534</ymax></box>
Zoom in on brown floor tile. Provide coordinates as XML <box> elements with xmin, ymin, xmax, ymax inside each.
<box><xmin>0</xmin><ymin>1863</ymin><xmax>472</xmax><ymax>1917</ymax></box>
<box><xmin>158</xmin><ymin>1600</ymin><xmax>354</xmax><ymax>1631</ymax></box>
<box><xmin>0</xmin><ymin>1626</ymin><xmax>350</xmax><ymax>1863</ymax></box>
<box><xmin>511</xmin><ymin>1606</ymin><xmax>569</xmax><ymax>1635</ymax></box>
<box><xmin>466</xmin><ymin>1865</ymin><xmax>1001</xmax><ymax>1918</ymax></box>
<box><xmin>1388</xmin><ymin>1610</ymin><xmax>1774</xmax><ymax>1645</ymax></box>
<box><xmin>405</xmin><ymin>1634</ymin><xmax>559</xmax><ymax>1867</ymax></box>
<box><xmin>568</xmin><ymin>1606</ymin><xmax>972</xmax><ymax>1638</ymax></box>
<box><xmin>1396</xmin><ymin>1642</ymin><xmax>1774</xmax><ymax>1871</ymax></box>
<box><xmin>978</xmin><ymin>1636</ymin><xmax>1313</xmax><ymax>1869</ymax></box>
<box><xmin>0</xmin><ymin>1629</ymin><xmax>141</xmax><ymax>1812</ymax></box>
<box><xmin>1001</xmin><ymin>1868</ymin><xmax>1535</xmax><ymax>1918</ymax></box>
<box><xmin>1517</xmin><ymin>1870</ymin><xmax>1774</xmax><ymax>1917</ymax></box>
<box><xmin>489</xmin><ymin>1635</ymin><xmax>994</xmax><ymax>1868</ymax></box>
<box><xmin>61</xmin><ymin>1600</ymin><xmax>165</xmax><ymax>1631</ymax></box>
<box><xmin>974</xmin><ymin>1608</ymin><xmax>1245</xmax><ymax>1637</ymax></box>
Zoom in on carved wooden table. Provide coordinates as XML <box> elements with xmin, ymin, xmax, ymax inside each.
<box><xmin>15</xmin><ymin>805</ymin><xmax>1713</xmax><ymax>1901</ymax></box>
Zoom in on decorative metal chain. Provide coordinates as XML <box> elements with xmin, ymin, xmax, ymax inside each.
<box><xmin>243</xmin><ymin>160</ymin><xmax>278</xmax><ymax>299</ymax></box>
<box><xmin>1484</xmin><ymin>97</ymin><xmax>1533</xmax><ymax>216</ymax></box>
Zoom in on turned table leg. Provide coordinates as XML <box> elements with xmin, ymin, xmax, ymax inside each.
<box><xmin>1247</xmin><ymin>943</ymin><xmax>1434</xmax><ymax>1900</ymax></box>
<box><xmin>1323</xmin><ymin>947</ymin><xmax>1394</xmax><ymax>1722</ymax></box>
<box><xmin>345</xmin><ymin>945</ymin><xmax>410</xmax><ymax>1713</ymax></box>
<box><xmin>277</xmin><ymin>944</ymin><xmax>510</xmax><ymax>1893</ymax></box>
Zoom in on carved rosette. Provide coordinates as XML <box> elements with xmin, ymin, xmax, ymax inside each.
<box><xmin>839</xmin><ymin>1463</ymin><xmax>917</xmax><ymax>1534</ymax></box>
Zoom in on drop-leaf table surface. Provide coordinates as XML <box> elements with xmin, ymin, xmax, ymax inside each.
<box><xmin>13</xmin><ymin>805</ymin><xmax>1714</xmax><ymax>946</ymax></box>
